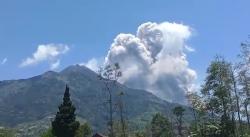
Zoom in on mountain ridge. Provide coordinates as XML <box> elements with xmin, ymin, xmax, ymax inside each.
<box><xmin>0</xmin><ymin>65</ymin><xmax>192</xmax><ymax>137</ymax></box>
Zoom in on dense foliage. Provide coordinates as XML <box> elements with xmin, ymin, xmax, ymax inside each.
<box><xmin>0</xmin><ymin>128</ymin><xmax>15</xmax><ymax>137</ymax></box>
<box><xmin>51</xmin><ymin>85</ymin><xmax>80</xmax><ymax>137</ymax></box>
<box><xmin>75</xmin><ymin>123</ymin><xmax>92</xmax><ymax>137</ymax></box>
<box><xmin>151</xmin><ymin>113</ymin><xmax>172</xmax><ymax>137</ymax></box>
<box><xmin>187</xmin><ymin>42</ymin><xmax>250</xmax><ymax>137</ymax></box>
<box><xmin>41</xmin><ymin>123</ymin><xmax>92</xmax><ymax>137</ymax></box>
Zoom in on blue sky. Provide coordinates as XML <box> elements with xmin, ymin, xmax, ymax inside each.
<box><xmin>0</xmin><ymin>0</ymin><xmax>250</xmax><ymax>82</ymax></box>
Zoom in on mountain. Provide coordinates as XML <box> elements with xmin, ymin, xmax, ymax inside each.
<box><xmin>0</xmin><ymin>65</ymin><xmax>192</xmax><ymax>136</ymax></box>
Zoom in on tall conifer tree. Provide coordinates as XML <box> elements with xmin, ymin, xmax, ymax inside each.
<box><xmin>52</xmin><ymin>85</ymin><xmax>80</xmax><ymax>137</ymax></box>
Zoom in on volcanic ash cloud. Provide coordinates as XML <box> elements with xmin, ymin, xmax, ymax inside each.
<box><xmin>103</xmin><ymin>22</ymin><xmax>197</xmax><ymax>104</ymax></box>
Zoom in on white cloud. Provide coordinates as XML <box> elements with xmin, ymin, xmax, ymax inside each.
<box><xmin>80</xmin><ymin>58</ymin><xmax>103</xmax><ymax>72</ymax></box>
<box><xmin>185</xmin><ymin>45</ymin><xmax>195</xmax><ymax>52</ymax></box>
<box><xmin>50</xmin><ymin>60</ymin><xmax>60</xmax><ymax>70</ymax></box>
<box><xmin>103</xmin><ymin>22</ymin><xmax>197</xmax><ymax>104</ymax></box>
<box><xmin>1</xmin><ymin>58</ymin><xmax>7</xmax><ymax>65</ymax></box>
<box><xmin>20</xmin><ymin>44</ymin><xmax>69</xmax><ymax>70</ymax></box>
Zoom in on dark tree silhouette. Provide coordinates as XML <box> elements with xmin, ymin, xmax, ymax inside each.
<box><xmin>52</xmin><ymin>85</ymin><xmax>80</xmax><ymax>137</ymax></box>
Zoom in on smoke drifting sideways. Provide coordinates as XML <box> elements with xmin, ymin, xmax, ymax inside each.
<box><xmin>90</xmin><ymin>22</ymin><xmax>197</xmax><ymax>104</ymax></box>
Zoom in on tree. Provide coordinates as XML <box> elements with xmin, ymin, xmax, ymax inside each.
<box><xmin>151</xmin><ymin>113</ymin><xmax>172</xmax><ymax>137</ymax></box>
<box><xmin>201</xmin><ymin>57</ymin><xmax>235</xmax><ymax>137</ymax></box>
<box><xmin>76</xmin><ymin>123</ymin><xmax>92</xmax><ymax>137</ymax></box>
<box><xmin>238</xmin><ymin>42</ymin><xmax>250</xmax><ymax>128</ymax></box>
<box><xmin>40</xmin><ymin>128</ymin><xmax>54</xmax><ymax>137</ymax></box>
<box><xmin>52</xmin><ymin>85</ymin><xmax>80</xmax><ymax>137</ymax></box>
<box><xmin>186</xmin><ymin>92</ymin><xmax>206</xmax><ymax>137</ymax></box>
<box><xmin>98</xmin><ymin>63</ymin><xmax>122</xmax><ymax>137</ymax></box>
<box><xmin>117</xmin><ymin>91</ymin><xmax>127</xmax><ymax>137</ymax></box>
<box><xmin>172</xmin><ymin>106</ymin><xmax>185</xmax><ymax>137</ymax></box>
<box><xmin>220</xmin><ymin>63</ymin><xmax>245</xmax><ymax>137</ymax></box>
<box><xmin>134</xmin><ymin>131</ymin><xmax>147</xmax><ymax>137</ymax></box>
<box><xmin>0</xmin><ymin>128</ymin><xmax>15</xmax><ymax>137</ymax></box>
<box><xmin>230</xmin><ymin>64</ymin><xmax>242</xmax><ymax>136</ymax></box>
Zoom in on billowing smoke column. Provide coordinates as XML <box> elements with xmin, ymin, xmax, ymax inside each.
<box><xmin>104</xmin><ymin>22</ymin><xmax>196</xmax><ymax>104</ymax></box>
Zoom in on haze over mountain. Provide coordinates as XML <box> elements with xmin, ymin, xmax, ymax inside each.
<box><xmin>0</xmin><ymin>65</ymin><xmax>191</xmax><ymax>137</ymax></box>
